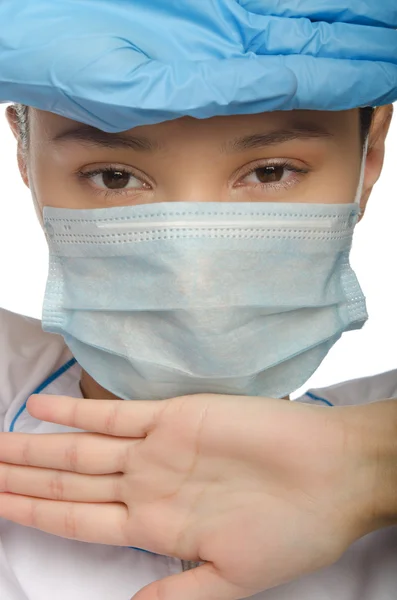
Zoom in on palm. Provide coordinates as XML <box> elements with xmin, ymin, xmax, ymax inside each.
<box><xmin>121</xmin><ymin>397</ymin><xmax>357</xmax><ymax>579</ymax></box>
<box><xmin>0</xmin><ymin>394</ymin><xmax>373</xmax><ymax>599</ymax></box>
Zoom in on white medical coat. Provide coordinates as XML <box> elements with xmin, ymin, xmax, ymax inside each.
<box><xmin>0</xmin><ymin>307</ymin><xmax>396</xmax><ymax>600</ymax></box>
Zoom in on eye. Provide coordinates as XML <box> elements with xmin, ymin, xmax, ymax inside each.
<box><xmin>79</xmin><ymin>167</ymin><xmax>151</xmax><ymax>192</ymax></box>
<box><xmin>234</xmin><ymin>160</ymin><xmax>310</xmax><ymax>194</ymax></box>
<box><xmin>241</xmin><ymin>163</ymin><xmax>306</xmax><ymax>186</ymax></box>
<box><xmin>244</xmin><ymin>165</ymin><xmax>288</xmax><ymax>184</ymax></box>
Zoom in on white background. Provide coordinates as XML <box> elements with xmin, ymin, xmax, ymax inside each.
<box><xmin>0</xmin><ymin>104</ymin><xmax>395</xmax><ymax>395</ymax></box>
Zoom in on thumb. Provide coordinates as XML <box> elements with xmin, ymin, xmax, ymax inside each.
<box><xmin>131</xmin><ymin>563</ymin><xmax>249</xmax><ymax>600</ymax></box>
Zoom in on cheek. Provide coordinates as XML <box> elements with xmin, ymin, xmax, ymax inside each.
<box><xmin>26</xmin><ymin>181</ymin><xmax>44</xmax><ymax>228</ymax></box>
<box><xmin>308</xmin><ymin>153</ymin><xmax>362</xmax><ymax>205</ymax></box>
<box><xmin>23</xmin><ymin>159</ymin><xmax>43</xmax><ymax>226</ymax></box>
<box><xmin>29</xmin><ymin>150</ymin><xmax>85</xmax><ymax>209</ymax></box>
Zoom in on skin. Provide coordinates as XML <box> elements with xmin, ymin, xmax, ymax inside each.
<box><xmin>6</xmin><ymin>105</ymin><xmax>394</xmax><ymax>400</ymax></box>
<box><xmin>0</xmin><ymin>106</ymin><xmax>395</xmax><ymax>600</ymax></box>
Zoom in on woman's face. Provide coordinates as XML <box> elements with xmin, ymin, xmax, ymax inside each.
<box><xmin>6</xmin><ymin>104</ymin><xmax>392</xmax><ymax>401</ymax></box>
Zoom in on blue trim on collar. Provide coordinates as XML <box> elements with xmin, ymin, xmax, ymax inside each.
<box><xmin>128</xmin><ymin>547</ymin><xmax>157</xmax><ymax>554</ymax></box>
<box><xmin>9</xmin><ymin>358</ymin><xmax>78</xmax><ymax>432</ymax></box>
<box><xmin>305</xmin><ymin>391</ymin><xmax>334</xmax><ymax>407</ymax></box>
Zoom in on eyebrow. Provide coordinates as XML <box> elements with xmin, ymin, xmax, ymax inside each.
<box><xmin>224</xmin><ymin>124</ymin><xmax>334</xmax><ymax>153</ymax></box>
<box><xmin>52</xmin><ymin>125</ymin><xmax>162</xmax><ymax>152</ymax></box>
<box><xmin>51</xmin><ymin>122</ymin><xmax>333</xmax><ymax>153</ymax></box>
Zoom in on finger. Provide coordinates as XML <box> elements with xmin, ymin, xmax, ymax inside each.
<box><xmin>239</xmin><ymin>0</ymin><xmax>393</xmax><ymax>28</ymax></box>
<box><xmin>0</xmin><ymin>463</ymin><xmax>123</xmax><ymax>502</ymax></box>
<box><xmin>131</xmin><ymin>563</ymin><xmax>251</xmax><ymax>600</ymax></box>
<box><xmin>241</xmin><ymin>13</ymin><xmax>396</xmax><ymax>63</ymax></box>
<box><xmin>0</xmin><ymin>432</ymin><xmax>136</xmax><ymax>474</ymax></box>
<box><xmin>27</xmin><ymin>395</ymin><xmax>161</xmax><ymax>437</ymax></box>
<box><xmin>0</xmin><ymin>493</ymin><xmax>130</xmax><ymax>546</ymax></box>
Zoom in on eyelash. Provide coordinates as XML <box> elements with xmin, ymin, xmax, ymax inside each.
<box><xmin>77</xmin><ymin>160</ymin><xmax>310</xmax><ymax>197</ymax></box>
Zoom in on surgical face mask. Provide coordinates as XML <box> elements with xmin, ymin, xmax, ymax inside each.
<box><xmin>42</xmin><ymin>188</ymin><xmax>367</xmax><ymax>400</ymax></box>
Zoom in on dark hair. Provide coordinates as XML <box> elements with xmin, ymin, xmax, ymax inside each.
<box><xmin>360</xmin><ymin>106</ymin><xmax>375</xmax><ymax>145</ymax></box>
<box><xmin>13</xmin><ymin>104</ymin><xmax>374</xmax><ymax>149</ymax></box>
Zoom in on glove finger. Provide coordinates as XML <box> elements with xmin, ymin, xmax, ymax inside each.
<box><xmin>237</xmin><ymin>0</ymin><xmax>397</xmax><ymax>28</ymax></box>
<box><xmin>238</xmin><ymin>13</ymin><xmax>397</xmax><ymax>63</ymax></box>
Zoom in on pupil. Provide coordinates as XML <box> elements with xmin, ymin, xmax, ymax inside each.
<box><xmin>256</xmin><ymin>166</ymin><xmax>284</xmax><ymax>183</ymax></box>
<box><xmin>103</xmin><ymin>170</ymin><xmax>130</xmax><ymax>189</ymax></box>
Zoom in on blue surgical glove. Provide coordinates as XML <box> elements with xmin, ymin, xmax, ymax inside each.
<box><xmin>0</xmin><ymin>0</ymin><xmax>396</xmax><ymax>132</ymax></box>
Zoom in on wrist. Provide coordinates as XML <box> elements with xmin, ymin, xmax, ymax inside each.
<box><xmin>344</xmin><ymin>399</ymin><xmax>397</xmax><ymax>535</ymax></box>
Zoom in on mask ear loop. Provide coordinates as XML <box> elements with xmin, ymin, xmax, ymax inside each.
<box><xmin>354</xmin><ymin>137</ymin><xmax>369</xmax><ymax>211</ymax></box>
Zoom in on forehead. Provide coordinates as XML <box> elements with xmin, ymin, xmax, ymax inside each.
<box><xmin>30</xmin><ymin>108</ymin><xmax>359</xmax><ymax>145</ymax></box>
